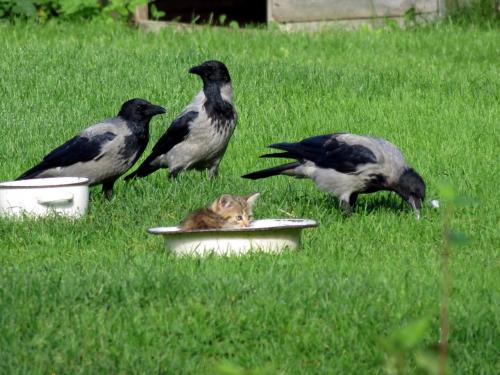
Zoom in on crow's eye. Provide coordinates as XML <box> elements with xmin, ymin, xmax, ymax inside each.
<box><xmin>236</xmin><ymin>215</ymin><xmax>243</xmax><ymax>221</ymax></box>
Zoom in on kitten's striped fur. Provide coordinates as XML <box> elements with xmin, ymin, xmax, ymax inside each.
<box><xmin>181</xmin><ymin>193</ymin><xmax>260</xmax><ymax>231</ymax></box>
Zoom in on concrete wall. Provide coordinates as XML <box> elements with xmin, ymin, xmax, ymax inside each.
<box><xmin>269</xmin><ymin>0</ymin><xmax>441</xmax><ymax>22</ymax></box>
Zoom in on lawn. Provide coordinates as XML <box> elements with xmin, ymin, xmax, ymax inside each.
<box><xmin>0</xmin><ymin>21</ymin><xmax>498</xmax><ymax>374</ymax></box>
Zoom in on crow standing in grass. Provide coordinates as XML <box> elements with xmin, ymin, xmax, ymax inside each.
<box><xmin>125</xmin><ymin>60</ymin><xmax>237</xmax><ymax>181</ymax></box>
<box><xmin>242</xmin><ymin>133</ymin><xmax>426</xmax><ymax>218</ymax></box>
<box><xmin>17</xmin><ymin>99</ymin><xmax>166</xmax><ymax>199</ymax></box>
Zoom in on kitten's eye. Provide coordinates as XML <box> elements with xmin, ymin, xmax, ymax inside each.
<box><xmin>236</xmin><ymin>215</ymin><xmax>243</xmax><ymax>221</ymax></box>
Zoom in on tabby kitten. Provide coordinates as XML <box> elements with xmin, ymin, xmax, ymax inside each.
<box><xmin>180</xmin><ymin>193</ymin><xmax>260</xmax><ymax>231</ymax></box>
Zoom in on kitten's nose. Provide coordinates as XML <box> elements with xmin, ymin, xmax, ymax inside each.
<box><xmin>241</xmin><ymin>219</ymin><xmax>250</xmax><ymax>227</ymax></box>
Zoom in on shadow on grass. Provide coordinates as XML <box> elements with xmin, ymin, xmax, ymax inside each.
<box><xmin>306</xmin><ymin>192</ymin><xmax>410</xmax><ymax>216</ymax></box>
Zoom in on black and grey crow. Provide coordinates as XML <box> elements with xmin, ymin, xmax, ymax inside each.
<box><xmin>242</xmin><ymin>133</ymin><xmax>426</xmax><ymax>218</ymax></box>
<box><xmin>125</xmin><ymin>60</ymin><xmax>237</xmax><ymax>181</ymax></box>
<box><xmin>17</xmin><ymin>99</ymin><xmax>166</xmax><ymax>199</ymax></box>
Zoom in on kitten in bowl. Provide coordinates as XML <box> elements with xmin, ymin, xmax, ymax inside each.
<box><xmin>181</xmin><ymin>193</ymin><xmax>260</xmax><ymax>231</ymax></box>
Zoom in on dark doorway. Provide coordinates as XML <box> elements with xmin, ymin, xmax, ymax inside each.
<box><xmin>150</xmin><ymin>0</ymin><xmax>267</xmax><ymax>26</ymax></box>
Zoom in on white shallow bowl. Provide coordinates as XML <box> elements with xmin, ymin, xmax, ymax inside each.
<box><xmin>148</xmin><ymin>219</ymin><xmax>318</xmax><ymax>256</ymax></box>
<box><xmin>0</xmin><ymin>177</ymin><xmax>90</xmax><ymax>219</ymax></box>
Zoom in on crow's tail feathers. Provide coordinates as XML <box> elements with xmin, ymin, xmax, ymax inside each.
<box><xmin>124</xmin><ymin>163</ymin><xmax>159</xmax><ymax>181</ymax></box>
<box><xmin>16</xmin><ymin>163</ymin><xmax>47</xmax><ymax>181</ymax></box>
<box><xmin>241</xmin><ymin>161</ymin><xmax>301</xmax><ymax>180</ymax></box>
<box><xmin>268</xmin><ymin>142</ymin><xmax>300</xmax><ymax>154</ymax></box>
<box><xmin>259</xmin><ymin>151</ymin><xmax>295</xmax><ymax>159</ymax></box>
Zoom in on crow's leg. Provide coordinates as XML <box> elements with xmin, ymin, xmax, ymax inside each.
<box><xmin>339</xmin><ymin>200</ymin><xmax>352</xmax><ymax>216</ymax></box>
<box><xmin>349</xmin><ymin>193</ymin><xmax>359</xmax><ymax>208</ymax></box>
<box><xmin>169</xmin><ymin>167</ymin><xmax>182</xmax><ymax>180</ymax></box>
<box><xmin>102</xmin><ymin>179</ymin><xmax>117</xmax><ymax>200</ymax></box>
<box><xmin>208</xmin><ymin>163</ymin><xmax>220</xmax><ymax>179</ymax></box>
<box><xmin>339</xmin><ymin>193</ymin><xmax>355</xmax><ymax>216</ymax></box>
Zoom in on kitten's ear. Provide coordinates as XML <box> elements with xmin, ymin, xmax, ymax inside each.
<box><xmin>218</xmin><ymin>194</ymin><xmax>233</xmax><ymax>208</ymax></box>
<box><xmin>245</xmin><ymin>192</ymin><xmax>260</xmax><ymax>207</ymax></box>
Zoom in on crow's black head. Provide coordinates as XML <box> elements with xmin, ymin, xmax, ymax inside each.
<box><xmin>394</xmin><ymin>168</ymin><xmax>426</xmax><ymax>218</ymax></box>
<box><xmin>118</xmin><ymin>99</ymin><xmax>166</xmax><ymax>124</ymax></box>
<box><xmin>189</xmin><ymin>60</ymin><xmax>231</xmax><ymax>85</ymax></box>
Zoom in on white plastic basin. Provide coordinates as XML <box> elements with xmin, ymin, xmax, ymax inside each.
<box><xmin>148</xmin><ymin>218</ymin><xmax>318</xmax><ymax>256</ymax></box>
<box><xmin>0</xmin><ymin>177</ymin><xmax>90</xmax><ymax>219</ymax></box>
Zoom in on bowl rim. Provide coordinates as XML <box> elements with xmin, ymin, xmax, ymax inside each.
<box><xmin>0</xmin><ymin>177</ymin><xmax>90</xmax><ymax>189</ymax></box>
<box><xmin>148</xmin><ymin>218</ymin><xmax>318</xmax><ymax>235</ymax></box>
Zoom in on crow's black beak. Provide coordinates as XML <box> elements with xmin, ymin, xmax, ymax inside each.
<box><xmin>148</xmin><ymin>104</ymin><xmax>166</xmax><ymax>116</ymax></box>
<box><xmin>189</xmin><ymin>65</ymin><xmax>204</xmax><ymax>76</ymax></box>
<box><xmin>408</xmin><ymin>196</ymin><xmax>422</xmax><ymax>220</ymax></box>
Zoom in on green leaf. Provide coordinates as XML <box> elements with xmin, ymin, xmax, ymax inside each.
<box><xmin>448</xmin><ymin>229</ymin><xmax>469</xmax><ymax>246</ymax></box>
<box><xmin>150</xmin><ymin>4</ymin><xmax>165</xmax><ymax>21</ymax></box>
<box><xmin>59</xmin><ymin>0</ymin><xmax>99</xmax><ymax>17</ymax></box>
<box><xmin>384</xmin><ymin>18</ymin><xmax>400</xmax><ymax>31</ymax></box>
<box><xmin>127</xmin><ymin>0</ymin><xmax>148</xmax><ymax>13</ymax></box>
<box><xmin>415</xmin><ymin>350</ymin><xmax>450</xmax><ymax>375</ymax></box>
<box><xmin>453</xmin><ymin>195</ymin><xmax>478</xmax><ymax>207</ymax></box>
<box><xmin>404</xmin><ymin>7</ymin><xmax>417</xmax><ymax>22</ymax></box>
<box><xmin>214</xmin><ymin>361</ymin><xmax>275</xmax><ymax>375</ymax></box>
<box><xmin>215</xmin><ymin>362</ymin><xmax>246</xmax><ymax>375</ymax></box>
<box><xmin>190</xmin><ymin>14</ymin><xmax>200</xmax><ymax>24</ymax></box>
<box><xmin>12</xmin><ymin>0</ymin><xmax>37</xmax><ymax>18</ymax></box>
<box><xmin>390</xmin><ymin>318</ymin><xmax>430</xmax><ymax>350</ymax></box>
<box><xmin>437</xmin><ymin>182</ymin><xmax>456</xmax><ymax>202</ymax></box>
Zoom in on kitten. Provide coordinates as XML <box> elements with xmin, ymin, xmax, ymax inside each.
<box><xmin>180</xmin><ymin>193</ymin><xmax>260</xmax><ymax>231</ymax></box>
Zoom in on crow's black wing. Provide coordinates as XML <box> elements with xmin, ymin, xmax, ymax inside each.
<box><xmin>316</xmin><ymin>135</ymin><xmax>377</xmax><ymax>173</ymax></box>
<box><xmin>124</xmin><ymin>111</ymin><xmax>198</xmax><ymax>180</ymax></box>
<box><xmin>150</xmin><ymin>111</ymin><xmax>198</xmax><ymax>156</ymax></box>
<box><xmin>17</xmin><ymin>132</ymin><xmax>116</xmax><ymax>180</ymax></box>
<box><xmin>269</xmin><ymin>134</ymin><xmax>377</xmax><ymax>174</ymax></box>
<box><xmin>42</xmin><ymin>132</ymin><xmax>117</xmax><ymax>167</ymax></box>
<box><xmin>268</xmin><ymin>135</ymin><xmax>331</xmax><ymax>161</ymax></box>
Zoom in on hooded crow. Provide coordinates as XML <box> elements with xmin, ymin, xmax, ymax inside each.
<box><xmin>17</xmin><ymin>98</ymin><xmax>166</xmax><ymax>199</ymax></box>
<box><xmin>242</xmin><ymin>133</ymin><xmax>426</xmax><ymax>218</ymax></box>
<box><xmin>125</xmin><ymin>60</ymin><xmax>237</xmax><ymax>181</ymax></box>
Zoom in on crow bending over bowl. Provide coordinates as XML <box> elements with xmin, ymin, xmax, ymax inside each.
<box><xmin>17</xmin><ymin>99</ymin><xmax>166</xmax><ymax>199</ymax></box>
<box><xmin>242</xmin><ymin>133</ymin><xmax>426</xmax><ymax>218</ymax></box>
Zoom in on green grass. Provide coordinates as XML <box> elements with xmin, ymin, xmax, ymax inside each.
<box><xmin>0</xmin><ymin>21</ymin><xmax>499</xmax><ymax>374</ymax></box>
